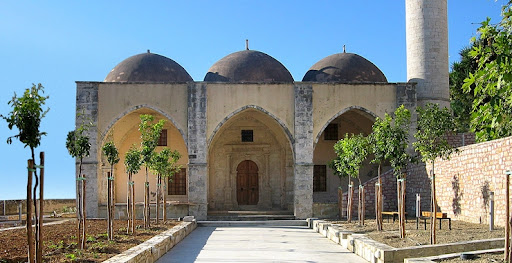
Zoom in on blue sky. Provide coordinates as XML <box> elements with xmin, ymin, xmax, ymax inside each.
<box><xmin>0</xmin><ymin>1</ymin><xmax>505</xmax><ymax>200</ymax></box>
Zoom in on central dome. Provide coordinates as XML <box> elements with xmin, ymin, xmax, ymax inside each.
<box><xmin>104</xmin><ymin>52</ymin><xmax>192</xmax><ymax>83</ymax></box>
<box><xmin>303</xmin><ymin>53</ymin><xmax>387</xmax><ymax>83</ymax></box>
<box><xmin>204</xmin><ymin>50</ymin><xmax>293</xmax><ymax>83</ymax></box>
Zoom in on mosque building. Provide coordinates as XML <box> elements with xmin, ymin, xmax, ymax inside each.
<box><xmin>75</xmin><ymin>0</ymin><xmax>449</xmax><ymax>220</ymax></box>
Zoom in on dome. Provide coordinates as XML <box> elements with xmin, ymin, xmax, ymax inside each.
<box><xmin>302</xmin><ymin>53</ymin><xmax>387</xmax><ymax>82</ymax></box>
<box><xmin>104</xmin><ymin>52</ymin><xmax>192</xmax><ymax>83</ymax></box>
<box><xmin>204</xmin><ymin>50</ymin><xmax>293</xmax><ymax>83</ymax></box>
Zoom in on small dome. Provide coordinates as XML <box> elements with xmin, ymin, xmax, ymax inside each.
<box><xmin>104</xmin><ymin>52</ymin><xmax>192</xmax><ymax>83</ymax></box>
<box><xmin>303</xmin><ymin>53</ymin><xmax>387</xmax><ymax>82</ymax></box>
<box><xmin>204</xmin><ymin>50</ymin><xmax>293</xmax><ymax>83</ymax></box>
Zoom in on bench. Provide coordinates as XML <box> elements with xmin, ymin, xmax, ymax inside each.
<box><xmin>382</xmin><ymin>211</ymin><xmax>407</xmax><ymax>223</ymax></box>
<box><xmin>416</xmin><ymin>211</ymin><xmax>451</xmax><ymax>230</ymax></box>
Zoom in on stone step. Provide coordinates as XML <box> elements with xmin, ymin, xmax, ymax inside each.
<box><xmin>198</xmin><ymin>220</ymin><xmax>308</xmax><ymax>227</ymax></box>
<box><xmin>206</xmin><ymin>214</ymin><xmax>296</xmax><ymax>221</ymax></box>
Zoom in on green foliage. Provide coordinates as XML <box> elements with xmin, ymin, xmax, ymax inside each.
<box><xmin>369</xmin><ymin>112</ymin><xmax>392</xmax><ymax>165</ymax></box>
<box><xmin>1</xmin><ymin>83</ymin><xmax>49</xmax><ymax>150</ymax></box>
<box><xmin>384</xmin><ymin>105</ymin><xmax>412</xmax><ymax>178</ymax></box>
<box><xmin>139</xmin><ymin>114</ymin><xmax>165</xmax><ymax>165</ymax></box>
<box><xmin>124</xmin><ymin>146</ymin><xmax>142</xmax><ymax>175</ymax></box>
<box><xmin>413</xmin><ymin>103</ymin><xmax>456</xmax><ymax>162</ymax></box>
<box><xmin>462</xmin><ymin>1</ymin><xmax>512</xmax><ymax>141</ymax></box>
<box><xmin>333</xmin><ymin>133</ymin><xmax>369</xmax><ymax>181</ymax></box>
<box><xmin>149</xmin><ymin>148</ymin><xmax>181</xmax><ymax>178</ymax></box>
<box><xmin>102</xmin><ymin>141</ymin><xmax>120</xmax><ymax>166</ymax></box>
<box><xmin>66</xmin><ymin>110</ymin><xmax>92</xmax><ymax>160</ymax></box>
<box><xmin>450</xmin><ymin>45</ymin><xmax>479</xmax><ymax>133</ymax></box>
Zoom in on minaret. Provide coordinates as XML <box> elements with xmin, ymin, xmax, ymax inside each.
<box><xmin>406</xmin><ymin>0</ymin><xmax>449</xmax><ymax>108</ymax></box>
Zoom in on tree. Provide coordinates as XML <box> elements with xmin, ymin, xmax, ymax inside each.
<box><xmin>124</xmin><ymin>147</ymin><xmax>141</xmax><ymax>234</ymax></box>
<box><xmin>328</xmin><ymin>152</ymin><xmax>350</xmax><ymax>221</ymax></box>
<box><xmin>149</xmin><ymin>148</ymin><xmax>181</xmax><ymax>223</ymax></box>
<box><xmin>333</xmin><ymin>133</ymin><xmax>369</xmax><ymax>225</ymax></box>
<box><xmin>450</xmin><ymin>45</ymin><xmax>479</xmax><ymax>133</ymax></box>
<box><xmin>462</xmin><ymin>1</ymin><xmax>512</xmax><ymax>141</ymax></box>
<box><xmin>385</xmin><ymin>105</ymin><xmax>412</xmax><ymax>239</ymax></box>
<box><xmin>369</xmin><ymin>112</ymin><xmax>393</xmax><ymax>231</ymax></box>
<box><xmin>138</xmin><ymin>114</ymin><xmax>165</xmax><ymax>228</ymax></box>
<box><xmin>65</xmin><ymin>115</ymin><xmax>91</xmax><ymax>250</ymax></box>
<box><xmin>2</xmin><ymin>83</ymin><xmax>49</xmax><ymax>263</ymax></box>
<box><xmin>102</xmin><ymin>141</ymin><xmax>120</xmax><ymax>241</ymax></box>
<box><xmin>413</xmin><ymin>103</ymin><xmax>456</xmax><ymax>244</ymax></box>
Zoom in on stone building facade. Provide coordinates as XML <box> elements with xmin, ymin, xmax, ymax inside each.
<box><xmin>75</xmin><ymin>0</ymin><xmax>449</xmax><ymax>220</ymax></box>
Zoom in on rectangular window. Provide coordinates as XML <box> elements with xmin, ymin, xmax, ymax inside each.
<box><xmin>158</xmin><ymin>129</ymin><xmax>167</xmax><ymax>146</ymax></box>
<box><xmin>241</xmin><ymin>130</ymin><xmax>254</xmax><ymax>142</ymax></box>
<box><xmin>313</xmin><ymin>165</ymin><xmax>327</xmax><ymax>192</ymax></box>
<box><xmin>324</xmin><ymin>124</ymin><xmax>338</xmax><ymax>141</ymax></box>
<box><xmin>168</xmin><ymin>168</ymin><xmax>187</xmax><ymax>195</ymax></box>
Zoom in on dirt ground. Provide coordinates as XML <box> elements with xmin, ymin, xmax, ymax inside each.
<box><xmin>330</xmin><ymin>218</ymin><xmax>504</xmax><ymax>248</ymax></box>
<box><xmin>437</xmin><ymin>252</ymin><xmax>505</xmax><ymax>263</ymax></box>
<box><xmin>0</xmin><ymin>219</ymin><xmax>179</xmax><ymax>263</ymax></box>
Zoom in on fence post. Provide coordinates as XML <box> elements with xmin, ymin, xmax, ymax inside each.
<box><xmin>489</xmin><ymin>191</ymin><xmax>494</xmax><ymax>231</ymax></box>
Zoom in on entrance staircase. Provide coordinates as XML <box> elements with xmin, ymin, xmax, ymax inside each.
<box><xmin>200</xmin><ymin>210</ymin><xmax>307</xmax><ymax>227</ymax></box>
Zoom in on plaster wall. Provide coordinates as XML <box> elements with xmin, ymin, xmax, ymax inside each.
<box><xmin>205</xmin><ymin>83</ymin><xmax>294</xmax><ymax>144</ymax></box>
<box><xmin>97</xmin><ymin>83</ymin><xmax>188</xmax><ymax>140</ymax></box>
<box><xmin>312</xmin><ymin>83</ymin><xmax>398</xmax><ymax>144</ymax></box>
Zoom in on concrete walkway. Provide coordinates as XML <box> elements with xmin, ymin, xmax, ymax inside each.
<box><xmin>156</xmin><ymin>225</ymin><xmax>367</xmax><ymax>263</ymax></box>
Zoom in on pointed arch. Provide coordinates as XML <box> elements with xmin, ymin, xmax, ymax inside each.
<box><xmin>314</xmin><ymin>106</ymin><xmax>378</xmax><ymax>147</ymax></box>
<box><xmin>100</xmin><ymin>104</ymin><xmax>187</xmax><ymax>147</ymax></box>
<box><xmin>207</xmin><ymin>105</ymin><xmax>294</xmax><ymax>153</ymax></box>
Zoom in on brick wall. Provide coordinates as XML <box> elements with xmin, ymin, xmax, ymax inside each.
<box><xmin>431</xmin><ymin>136</ymin><xmax>512</xmax><ymax>226</ymax></box>
<box><xmin>446</xmin><ymin>132</ymin><xmax>476</xmax><ymax>148</ymax></box>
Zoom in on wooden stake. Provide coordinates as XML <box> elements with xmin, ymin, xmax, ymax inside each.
<box><xmin>131</xmin><ymin>180</ymin><xmax>135</xmax><ymax>234</ymax></box>
<box><xmin>37</xmin><ymin>152</ymin><xmax>44</xmax><ymax>263</ymax></box>
<box><xmin>338</xmin><ymin>188</ymin><xmax>343</xmax><ymax>220</ymax></box>
<box><xmin>163</xmin><ymin>178</ymin><xmax>167</xmax><ymax>222</ymax></box>
<box><xmin>506</xmin><ymin>171</ymin><xmax>510</xmax><ymax>262</ymax></box>
<box><xmin>27</xmin><ymin>160</ymin><xmax>35</xmax><ymax>263</ymax></box>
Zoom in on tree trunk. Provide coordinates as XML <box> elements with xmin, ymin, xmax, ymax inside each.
<box><xmin>126</xmin><ymin>172</ymin><xmax>130</xmax><ymax>235</ymax></box>
<box><xmin>401</xmin><ymin>176</ymin><xmax>406</xmax><ymax>238</ymax></box>
<box><xmin>163</xmin><ymin>178</ymin><xmax>167</xmax><ymax>222</ymax></box>
<box><xmin>133</xmin><ymin>174</ymin><xmax>136</xmax><ymax>234</ymax></box>
<box><xmin>81</xmin><ymin>178</ymin><xmax>86</xmax><ymax>249</ymax></box>
<box><xmin>347</xmin><ymin>181</ymin><xmax>353</xmax><ymax>223</ymax></box>
<box><xmin>431</xmin><ymin>166</ymin><xmax>437</xmax><ymax>245</ymax></box>
<box><xmin>376</xmin><ymin>164</ymin><xmax>383</xmax><ymax>231</ymax></box>
<box><xmin>27</xmin><ymin>159</ymin><xmax>34</xmax><ymax>263</ymax></box>
<box><xmin>359</xmin><ymin>185</ymin><xmax>365</xmax><ymax>226</ymax></box>
<box><xmin>37</xmin><ymin>152</ymin><xmax>44</xmax><ymax>263</ymax></box>
<box><xmin>31</xmin><ymin>149</ymin><xmax>39</xmax><ymax>263</ymax></box>
<box><xmin>156</xmin><ymin>175</ymin><xmax>161</xmax><ymax>224</ymax></box>
<box><xmin>338</xmin><ymin>187</ymin><xmax>343</xmax><ymax>220</ymax></box>
<box><xmin>107</xmin><ymin>171</ymin><xmax>112</xmax><ymax>240</ymax></box>
<box><xmin>144</xmin><ymin>167</ymin><xmax>150</xmax><ymax>229</ymax></box>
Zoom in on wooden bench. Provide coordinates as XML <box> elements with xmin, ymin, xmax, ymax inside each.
<box><xmin>382</xmin><ymin>211</ymin><xmax>407</xmax><ymax>223</ymax></box>
<box><xmin>416</xmin><ymin>211</ymin><xmax>451</xmax><ymax>230</ymax></box>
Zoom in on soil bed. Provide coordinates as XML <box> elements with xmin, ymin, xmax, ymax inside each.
<box><xmin>330</xmin><ymin>218</ymin><xmax>504</xmax><ymax>248</ymax></box>
<box><xmin>436</xmin><ymin>251</ymin><xmax>504</xmax><ymax>263</ymax></box>
<box><xmin>0</xmin><ymin>219</ymin><xmax>179</xmax><ymax>262</ymax></box>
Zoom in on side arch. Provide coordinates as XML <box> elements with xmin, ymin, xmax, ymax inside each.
<box><xmin>314</xmin><ymin>105</ymin><xmax>378</xmax><ymax>147</ymax></box>
<box><xmin>207</xmin><ymin>105</ymin><xmax>295</xmax><ymax>154</ymax></box>
<box><xmin>100</xmin><ymin>104</ymin><xmax>188</xmax><ymax>148</ymax></box>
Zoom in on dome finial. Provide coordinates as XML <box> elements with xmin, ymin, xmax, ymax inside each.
<box><xmin>343</xmin><ymin>45</ymin><xmax>346</xmax><ymax>53</ymax></box>
<box><xmin>246</xmin><ymin>39</ymin><xmax>249</xmax><ymax>50</ymax></box>
<box><xmin>147</xmin><ymin>49</ymin><xmax>150</xmax><ymax>53</ymax></box>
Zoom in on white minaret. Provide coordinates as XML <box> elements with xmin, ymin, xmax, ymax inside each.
<box><xmin>406</xmin><ymin>0</ymin><xmax>449</xmax><ymax>108</ymax></box>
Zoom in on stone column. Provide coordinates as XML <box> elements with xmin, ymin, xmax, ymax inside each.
<box><xmin>76</xmin><ymin>82</ymin><xmax>99</xmax><ymax>218</ymax></box>
<box><xmin>293</xmin><ymin>84</ymin><xmax>314</xmax><ymax>219</ymax></box>
<box><xmin>406</xmin><ymin>0</ymin><xmax>449</xmax><ymax>108</ymax></box>
<box><xmin>187</xmin><ymin>83</ymin><xmax>208</xmax><ymax>220</ymax></box>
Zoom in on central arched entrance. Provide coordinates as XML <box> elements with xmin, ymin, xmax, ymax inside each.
<box><xmin>236</xmin><ymin>160</ymin><xmax>259</xmax><ymax>205</ymax></box>
<box><xmin>207</xmin><ymin>108</ymin><xmax>293</xmax><ymax>212</ymax></box>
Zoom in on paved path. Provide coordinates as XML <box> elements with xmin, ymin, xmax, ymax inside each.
<box><xmin>156</xmin><ymin>225</ymin><xmax>367</xmax><ymax>263</ymax></box>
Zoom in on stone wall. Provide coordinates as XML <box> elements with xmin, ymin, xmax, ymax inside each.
<box><xmin>432</xmin><ymin>136</ymin><xmax>512</xmax><ymax>226</ymax></box>
<box><xmin>0</xmin><ymin>199</ymin><xmax>75</xmax><ymax>215</ymax></box>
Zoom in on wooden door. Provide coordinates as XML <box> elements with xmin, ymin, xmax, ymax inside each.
<box><xmin>236</xmin><ymin>160</ymin><xmax>259</xmax><ymax>205</ymax></box>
